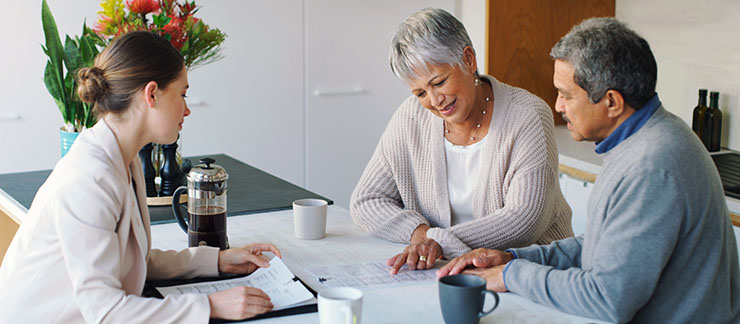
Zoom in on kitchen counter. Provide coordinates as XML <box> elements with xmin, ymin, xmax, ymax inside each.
<box><xmin>0</xmin><ymin>154</ymin><xmax>332</xmax><ymax>265</ymax></box>
<box><xmin>555</xmin><ymin>125</ymin><xmax>601</xmax><ymax>183</ymax></box>
<box><xmin>553</xmin><ymin>124</ymin><xmax>740</xmax><ymax>226</ymax></box>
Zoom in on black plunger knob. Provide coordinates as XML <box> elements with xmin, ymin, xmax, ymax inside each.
<box><xmin>138</xmin><ymin>143</ymin><xmax>157</xmax><ymax>197</ymax></box>
<box><xmin>159</xmin><ymin>142</ymin><xmax>181</xmax><ymax>196</ymax></box>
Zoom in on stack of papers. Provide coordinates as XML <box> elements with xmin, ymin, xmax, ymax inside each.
<box><xmin>306</xmin><ymin>260</ymin><xmax>438</xmax><ymax>290</ymax></box>
<box><xmin>156</xmin><ymin>257</ymin><xmax>314</xmax><ymax>311</ymax></box>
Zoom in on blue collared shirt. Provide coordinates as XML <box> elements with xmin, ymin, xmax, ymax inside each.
<box><xmin>595</xmin><ymin>94</ymin><xmax>661</xmax><ymax>154</ymax></box>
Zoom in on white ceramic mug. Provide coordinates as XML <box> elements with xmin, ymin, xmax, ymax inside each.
<box><xmin>292</xmin><ymin>198</ymin><xmax>328</xmax><ymax>240</ymax></box>
<box><xmin>318</xmin><ymin>287</ymin><xmax>363</xmax><ymax>324</ymax></box>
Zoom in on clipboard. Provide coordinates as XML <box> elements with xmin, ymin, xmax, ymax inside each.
<box><xmin>143</xmin><ymin>273</ymin><xmax>318</xmax><ymax>323</ymax></box>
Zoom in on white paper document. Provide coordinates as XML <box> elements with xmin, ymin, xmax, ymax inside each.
<box><xmin>156</xmin><ymin>257</ymin><xmax>314</xmax><ymax>311</ymax></box>
<box><xmin>306</xmin><ymin>260</ymin><xmax>438</xmax><ymax>290</ymax></box>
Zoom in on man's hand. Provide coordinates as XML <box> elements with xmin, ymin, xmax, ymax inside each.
<box><xmin>218</xmin><ymin>243</ymin><xmax>282</xmax><ymax>274</ymax></box>
<box><xmin>463</xmin><ymin>265</ymin><xmax>509</xmax><ymax>292</ymax></box>
<box><xmin>436</xmin><ymin>248</ymin><xmax>513</xmax><ymax>278</ymax></box>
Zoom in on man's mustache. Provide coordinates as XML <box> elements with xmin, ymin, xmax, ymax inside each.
<box><xmin>561</xmin><ymin>113</ymin><xmax>571</xmax><ymax>124</ymax></box>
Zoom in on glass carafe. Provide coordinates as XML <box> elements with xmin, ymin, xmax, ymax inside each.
<box><xmin>172</xmin><ymin>157</ymin><xmax>230</xmax><ymax>249</ymax></box>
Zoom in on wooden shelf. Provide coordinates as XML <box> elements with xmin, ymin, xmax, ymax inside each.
<box><xmin>147</xmin><ymin>194</ymin><xmax>187</xmax><ymax>207</ymax></box>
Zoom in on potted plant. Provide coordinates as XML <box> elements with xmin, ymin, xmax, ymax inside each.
<box><xmin>41</xmin><ymin>0</ymin><xmax>105</xmax><ymax>156</ymax></box>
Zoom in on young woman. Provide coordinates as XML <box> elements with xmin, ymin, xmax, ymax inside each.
<box><xmin>0</xmin><ymin>31</ymin><xmax>277</xmax><ymax>323</ymax></box>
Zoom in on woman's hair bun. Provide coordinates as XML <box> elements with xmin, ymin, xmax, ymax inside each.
<box><xmin>77</xmin><ymin>66</ymin><xmax>108</xmax><ymax>103</ymax></box>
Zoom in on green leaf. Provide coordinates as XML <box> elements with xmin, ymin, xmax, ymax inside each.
<box><xmin>84</xmin><ymin>102</ymin><xmax>96</xmax><ymax>129</ymax></box>
<box><xmin>64</xmin><ymin>72</ymin><xmax>75</xmax><ymax>125</ymax></box>
<box><xmin>41</xmin><ymin>0</ymin><xmax>67</xmax><ymax>105</ymax></box>
<box><xmin>43</xmin><ymin>61</ymin><xmax>67</xmax><ymax>122</ymax></box>
<box><xmin>180</xmin><ymin>38</ymin><xmax>190</xmax><ymax>53</ymax></box>
<box><xmin>152</xmin><ymin>12</ymin><xmax>171</xmax><ymax>28</ymax></box>
<box><xmin>83</xmin><ymin>24</ymin><xmax>108</xmax><ymax>48</ymax></box>
<box><xmin>79</xmin><ymin>36</ymin><xmax>94</xmax><ymax>64</ymax></box>
<box><xmin>192</xmin><ymin>20</ymin><xmax>204</xmax><ymax>36</ymax></box>
<box><xmin>64</xmin><ymin>36</ymin><xmax>81</xmax><ymax>75</ymax></box>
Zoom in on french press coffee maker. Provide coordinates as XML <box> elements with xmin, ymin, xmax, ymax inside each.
<box><xmin>172</xmin><ymin>158</ymin><xmax>230</xmax><ymax>250</ymax></box>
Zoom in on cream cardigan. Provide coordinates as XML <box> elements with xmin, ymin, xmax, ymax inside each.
<box><xmin>350</xmin><ymin>75</ymin><xmax>573</xmax><ymax>258</ymax></box>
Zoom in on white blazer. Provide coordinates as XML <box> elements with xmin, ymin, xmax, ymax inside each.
<box><xmin>0</xmin><ymin>120</ymin><xmax>220</xmax><ymax>323</ymax></box>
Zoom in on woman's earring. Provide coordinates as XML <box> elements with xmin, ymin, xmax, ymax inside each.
<box><xmin>474</xmin><ymin>78</ymin><xmax>481</xmax><ymax>87</ymax></box>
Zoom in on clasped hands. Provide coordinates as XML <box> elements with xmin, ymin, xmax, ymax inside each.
<box><xmin>208</xmin><ymin>243</ymin><xmax>281</xmax><ymax>320</ymax></box>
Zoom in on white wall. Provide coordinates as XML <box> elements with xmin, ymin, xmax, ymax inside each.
<box><xmin>0</xmin><ymin>1</ymin><xmax>308</xmax><ymax>186</ymax></box>
<box><xmin>0</xmin><ymin>1</ymin><xmax>486</xmax><ymax>205</ymax></box>
<box><xmin>617</xmin><ymin>0</ymin><xmax>740</xmax><ymax>151</ymax></box>
<box><xmin>457</xmin><ymin>0</ymin><xmax>487</xmax><ymax>74</ymax></box>
<box><xmin>0</xmin><ymin>1</ymin><xmax>101</xmax><ymax>174</ymax></box>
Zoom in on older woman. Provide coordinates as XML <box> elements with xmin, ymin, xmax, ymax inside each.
<box><xmin>351</xmin><ymin>8</ymin><xmax>572</xmax><ymax>274</ymax></box>
<box><xmin>0</xmin><ymin>32</ymin><xmax>276</xmax><ymax>322</ymax></box>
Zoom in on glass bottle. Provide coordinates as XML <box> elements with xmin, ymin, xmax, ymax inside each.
<box><xmin>704</xmin><ymin>91</ymin><xmax>722</xmax><ymax>152</ymax></box>
<box><xmin>691</xmin><ymin>89</ymin><xmax>708</xmax><ymax>139</ymax></box>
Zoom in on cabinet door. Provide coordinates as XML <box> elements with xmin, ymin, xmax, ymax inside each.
<box><xmin>305</xmin><ymin>0</ymin><xmax>454</xmax><ymax>207</ymax></box>
<box><xmin>734</xmin><ymin>226</ymin><xmax>740</xmax><ymax>266</ymax></box>
<box><xmin>487</xmin><ymin>0</ymin><xmax>615</xmax><ymax>125</ymax></box>
<box><xmin>181</xmin><ymin>1</ymin><xmax>305</xmax><ymax>185</ymax></box>
<box><xmin>561</xmin><ymin>174</ymin><xmax>593</xmax><ymax>236</ymax></box>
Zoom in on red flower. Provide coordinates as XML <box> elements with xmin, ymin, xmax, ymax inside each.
<box><xmin>159</xmin><ymin>0</ymin><xmax>176</xmax><ymax>15</ymax></box>
<box><xmin>162</xmin><ymin>15</ymin><xmax>187</xmax><ymax>49</ymax></box>
<box><xmin>92</xmin><ymin>15</ymin><xmax>114</xmax><ymax>34</ymax></box>
<box><xmin>126</xmin><ymin>0</ymin><xmax>159</xmax><ymax>14</ymax></box>
<box><xmin>178</xmin><ymin>1</ymin><xmax>197</xmax><ymax>16</ymax></box>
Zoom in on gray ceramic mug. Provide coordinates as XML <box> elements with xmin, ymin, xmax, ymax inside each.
<box><xmin>438</xmin><ymin>274</ymin><xmax>499</xmax><ymax>324</ymax></box>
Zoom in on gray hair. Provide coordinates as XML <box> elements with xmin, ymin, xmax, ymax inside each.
<box><xmin>389</xmin><ymin>8</ymin><xmax>475</xmax><ymax>83</ymax></box>
<box><xmin>550</xmin><ymin>17</ymin><xmax>657</xmax><ymax>109</ymax></box>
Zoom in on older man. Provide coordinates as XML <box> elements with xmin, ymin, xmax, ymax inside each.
<box><xmin>437</xmin><ymin>17</ymin><xmax>740</xmax><ymax>323</ymax></box>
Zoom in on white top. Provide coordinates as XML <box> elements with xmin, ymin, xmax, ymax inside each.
<box><xmin>444</xmin><ymin>135</ymin><xmax>488</xmax><ymax>225</ymax></box>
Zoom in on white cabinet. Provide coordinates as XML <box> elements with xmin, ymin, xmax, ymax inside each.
<box><xmin>4</xmin><ymin>0</ymin><xmax>478</xmax><ymax>210</ymax></box>
<box><xmin>559</xmin><ymin>173</ymin><xmax>594</xmax><ymax>236</ymax></box>
<box><xmin>305</xmin><ymin>0</ymin><xmax>454</xmax><ymax>207</ymax></box>
<box><xmin>181</xmin><ymin>0</ymin><xmax>305</xmax><ymax>186</ymax></box>
<box><xmin>734</xmin><ymin>226</ymin><xmax>740</xmax><ymax>265</ymax></box>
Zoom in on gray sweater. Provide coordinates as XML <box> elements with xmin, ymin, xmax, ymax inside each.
<box><xmin>506</xmin><ymin>106</ymin><xmax>740</xmax><ymax>323</ymax></box>
<box><xmin>351</xmin><ymin>75</ymin><xmax>572</xmax><ymax>258</ymax></box>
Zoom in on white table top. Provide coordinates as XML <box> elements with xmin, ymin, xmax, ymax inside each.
<box><xmin>151</xmin><ymin>205</ymin><xmax>608</xmax><ymax>324</ymax></box>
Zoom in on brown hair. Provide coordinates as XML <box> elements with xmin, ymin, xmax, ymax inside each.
<box><xmin>77</xmin><ymin>31</ymin><xmax>184</xmax><ymax>115</ymax></box>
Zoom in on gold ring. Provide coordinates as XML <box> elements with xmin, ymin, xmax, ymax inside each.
<box><xmin>419</xmin><ymin>255</ymin><xmax>428</xmax><ymax>262</ymax></box>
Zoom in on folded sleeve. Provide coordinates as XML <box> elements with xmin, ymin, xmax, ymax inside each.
<box><xmin>350</xmin><ymin>139</ymin><xmax>429</xmax><ymax>244</ymax></box>
<box><xmin>147</xmin><ymin>247</ymin><xmax>219</xmax><ymax>280</ymax></box>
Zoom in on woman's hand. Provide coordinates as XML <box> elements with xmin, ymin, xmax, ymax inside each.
<box><xmin>208</xmin><ymin>286</ymin><xmax>273</xmax><ymax>320</ymax></box>
<box><xmin>218</xmin><ymin>243</ymin><xmax>282</xmax><ymax>274</ymax></box>
<box><xmin>387</xmin><ymin>239</ymin><xmax>443</xmax><ymax>275</ymax></box>
<box><xmin>463</xmin><ymin>264</ymin><xmax>509</xmax><ymax>292</ymax></box>
<box><xmin>387</xmin><ymin>239</ymin><xmax>443</xmax><ymax>274</ymax></box>
<box><xmin>436</xmin><ymin>248</ymin><xmax>513</xmax><ymax>278</ymax></box>
<box><xmin>387</xmin><ymin>224</ymin><xmax>442</xmax><ymax>275</ymax></box>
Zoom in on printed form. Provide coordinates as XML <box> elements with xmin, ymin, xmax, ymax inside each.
<box><xmin>156</xmin><ymin>257</ymin><xmax>314</xmax><ymax>311</ymax></box>
<box><xmin>306</xmin><ymin>260</ymin><xmax>438</xmax><ymax>290</ymax></box>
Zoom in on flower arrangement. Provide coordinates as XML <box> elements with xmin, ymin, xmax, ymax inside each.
<box><xmin>93</xmin><ymin>0</ymin><xmax>227</xmax><ymax>70</ymax></box>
